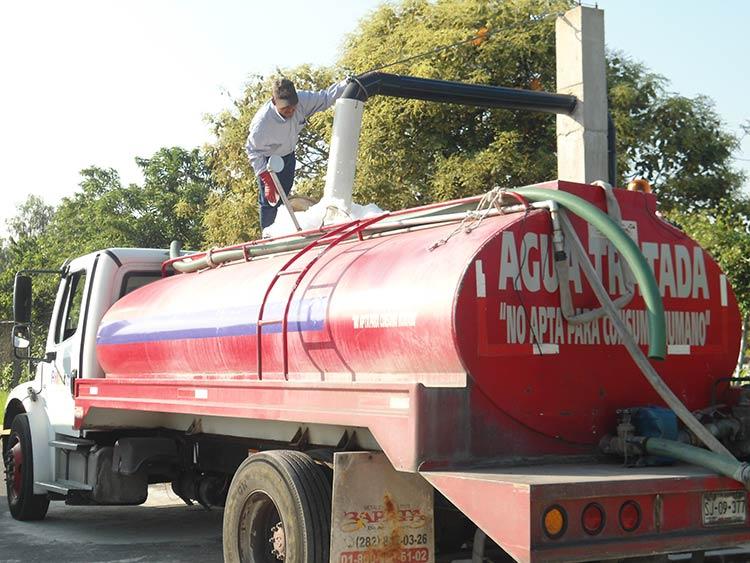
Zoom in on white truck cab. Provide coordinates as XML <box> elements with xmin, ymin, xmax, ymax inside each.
<box><xmin>3</xmin><ymin>248</ymin><xmax>169</xmax><ymax>514</ymax></box>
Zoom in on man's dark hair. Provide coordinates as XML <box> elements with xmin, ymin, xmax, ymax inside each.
<box><xmin>272</xmin><ymin>78</ymin><xmax>299</xmax><ymax>107</ymax></box>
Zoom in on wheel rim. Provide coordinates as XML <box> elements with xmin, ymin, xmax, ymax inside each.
<box><xmin>4</xmin><ymin>432</ymin><xmax>23</xmax><ymax>503</ymax></box>
<box><xmin>237</xmin><ymin>490</ymin><xmax>286</xmax><ymax>562</ymax></box>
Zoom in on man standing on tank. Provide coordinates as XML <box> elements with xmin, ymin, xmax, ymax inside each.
<box><xmin>246</xmin><ymin>77</ymin><xmax>349</xmax><ymax>231</ymax></box>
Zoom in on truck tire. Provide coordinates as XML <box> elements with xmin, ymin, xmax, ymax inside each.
<box><xmin>4</xmin><ymin>413</ymin><xmax>50</xmax><ymax>520</ymax></box>
<box><xmin>223</xmin><ymin>450</ymin><xmax>331</xmax><ymax>563</ymax></box>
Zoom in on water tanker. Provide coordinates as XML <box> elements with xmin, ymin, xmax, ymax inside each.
<box><xmin>95</xmin><ymin>181</ymin><xmax>740</xmax><ymax>458</ymax></box>
<box><xmin>5</xmin><ymin>7</ymin><xmax>750</xmax><ymax>562</ymax></box>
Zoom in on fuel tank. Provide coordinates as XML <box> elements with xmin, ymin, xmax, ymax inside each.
<box><xmin>96</xmin><ymin>181</ymin><xmax>741</xmax><ymax>448</ymax></box>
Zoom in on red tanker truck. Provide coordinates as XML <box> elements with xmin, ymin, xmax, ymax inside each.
<box><xmin>5</xmin><ymin>72</ymin><xmax>750</xmax><ymax>562</ymax></box>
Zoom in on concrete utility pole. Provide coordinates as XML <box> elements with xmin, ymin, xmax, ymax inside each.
<box><xmin>556</xmin><ymin>6</ymin><xmax>609</xmax><ymax>184</ymax></box>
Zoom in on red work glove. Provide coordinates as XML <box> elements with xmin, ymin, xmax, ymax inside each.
<box><xmin>258</xmin><ymin>170</ymin><xmax>279</xmax><ymax>206</ymax></box>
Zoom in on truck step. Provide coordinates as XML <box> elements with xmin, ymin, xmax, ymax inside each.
<box><xmin>49</xmin><ymin>437</ymin><xmax>95</xmax><ymax>450</ymax></box>
<box><xmin>35</xmin><ymin>479</ymin><xmax>93</xmax><ymax>494</ymax></box>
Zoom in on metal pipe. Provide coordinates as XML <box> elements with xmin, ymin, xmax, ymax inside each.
<box><xmin>607</xmin><ymin>112</ymin><xmax>618</xmax><ymax>186</ymax></box>
<box><xmin>471</xmin><ymin>528</ymin><xmax>487</xmax><ymax>563</ymax></box>
<box><xmin>344</xmin><ymin>72</ymin><xmax>577</xmax><ymax>115</ymax></box>
<box><xmin>170</xmin><ymin>201</ymin><xmax>560</xmax><ymax>273</ymax></box>
<box><xmin>323</xmin><ymin>98</ymin><xmax>365</xmax><ymax>212</ymax></box>
<box><xmin>169</xmin><ymin>240</ymin><xmax>182</xmax><ymax>260</ymax></box>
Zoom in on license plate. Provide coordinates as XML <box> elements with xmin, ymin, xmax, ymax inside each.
<box><xmin>702</xmin><ymin>491</ymin><xmax>747</xmax><ymax>526</ymax></box>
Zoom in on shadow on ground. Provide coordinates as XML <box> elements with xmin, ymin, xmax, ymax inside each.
<box><xmin>0</xmin><ymin>457</ymin><xmax>223</xmax><ymax>563</ymax></box>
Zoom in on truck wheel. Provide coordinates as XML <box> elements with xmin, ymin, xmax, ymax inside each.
<box><xmin>4</xmin><ymin>413</ymin><xmax>50</xmax><ymax>520</ymax></box>
<box><xmin>223</xmin><ymin>450</ymin><xmax>331</xmax><ymax>563</ymax></box>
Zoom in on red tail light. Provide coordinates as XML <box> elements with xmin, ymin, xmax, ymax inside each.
<box><xmin>619</xmin><ymin>501</ymin><xmax>641</xmax><ymax>532</ymax></box>
<box><xmin>582</xmin><ymin>503</ymin><xmax>605</xmax><ymax>535</ymax></box>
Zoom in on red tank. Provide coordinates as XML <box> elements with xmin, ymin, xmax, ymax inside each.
<box><xmin>96</xmin><ymin>181</ymin><xmax>741</xmax><ymax>454</ymax></box>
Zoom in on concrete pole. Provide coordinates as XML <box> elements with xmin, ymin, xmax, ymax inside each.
<box><xmin>556</xmin><ymin>6</ymin><xmax>609</xmax><ymax>184</ymax></box>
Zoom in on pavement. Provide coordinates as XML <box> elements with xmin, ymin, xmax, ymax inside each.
<box><xmin>0</xmin><ymin>457</ymin><xmax>224</xmax><ymax>563</ymax></box>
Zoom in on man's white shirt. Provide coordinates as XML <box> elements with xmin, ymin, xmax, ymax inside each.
<box><xmin>245</xmin><ymin>79</ymin><xmax>348</xmax><ymax>175</ymax></box>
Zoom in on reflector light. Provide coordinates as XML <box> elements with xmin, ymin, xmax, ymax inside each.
<box><xmin>543</xmin><ymin>505</ymin><xmax>567</xmax><ymax>539</ymax></box>
<box><xmin>581</xmin><ymin>503</ymin><xmax>605</xmax><ymax>535</ymax></box>
<box><xmin>627</xmin><ymin>178</ymin><xmax>652</xmax><ymax>193</ymax></box>
<box><xmin>619</xmin><ymin>500</ymin><xmax>641</xmax><ymax>532</ymax></box>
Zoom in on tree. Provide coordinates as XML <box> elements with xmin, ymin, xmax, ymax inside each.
<box><xmin>0</xmin><ymin>196</ymin><xmax>59</xmax><ymax>356</ymax></box>
<box><xmin>204</xmin><ymin>0</ymin><xmax>744</xmax><ymax>244</ymax></box>
<box><xmin>5</xmin><ymin>195</ymin><xmax>54</xmax><ymax>242</ymax></box>
<box><xmin>608</xmin><ymin>54</ymin><xmax>743</xmax><ymax>212</ymax></box>
<box><xmin>673</xmin><ymin>199</ymin><xmax>750</xmax><ymax>371</ymax></box>
<box><xmin>132</xmin><ymin>147</ymin><xmax>217</xmax><ymax>250</ymax></box>
<box><xmin>673</xmin><ymin>200</ymin><xmax>750</xmax><ymax>315</ymax></box>
<box><xmin>339</xmin><ymin>0</ymin><xmax>568</xmax><ymax>208</ymax></box>
<box><xmin>46</xmin><ymin>167</ymin><xmax>134</xmax><ymax>256</ymax></box>
<box><xmin>45</xmin><ymin>147</ymin><xmax>216</xmax><ymax>258</ymax></box>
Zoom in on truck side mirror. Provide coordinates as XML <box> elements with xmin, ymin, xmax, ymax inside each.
<box><xmin>12</xmin><ymin>324</ymin><xmax>30</xmax><ymax>350</ymax></box>
<box><xmin>13</xmin><ymin>274</ymin><xmax>32</xmax><ymax>324</ymax></box>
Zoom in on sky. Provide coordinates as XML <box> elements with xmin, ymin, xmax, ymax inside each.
<box><xmin>1</xmin><ymin>0</ymin><xmax>748</xmax><ymax>237</ymax></box>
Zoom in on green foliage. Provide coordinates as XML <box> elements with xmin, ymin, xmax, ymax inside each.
<box><xmin>48</xmin><ymin>147</ymin><xmax>216</xmax><ymax>255</ymax></box>
<box><xmin>0</xmin><ymin>147</ymin><xmax>217</xmax><ymax>355</ymax></box>
<box><xmin>5</xmin><ymin>195</ymin><xmax>54</xmax><ymax>241</ymax></box>
<box><xmin>339</xmin><ymin>0</ymin><xmax>569</xmax><ymax>209</ymax></box>
<box><xmin>1</xmin><ymin>363</ymin><xmax>13</xmax><ymax>390</ymax></box>
<box><xmin>0</xmin><ymin>195</ymin><xmax>61</xmax><ymax>351</ymax></box>
<box><xmin>608</xmin><ymin>54</ymin><xmax>743</xmax><ymax>212</ymax></box>
<box><xmin>670</xmin><ymin>200</ymin><xmax>750</xmax><ymax>315</ymax></box>
<box><xmin>0</xmin><ymin>389</ymin><xmax>7</xmax><ymax>426</ymax></box>
<box><xmin>202</xmin><ymin>0</ymin><xmax>744</xmax><ymax>246</ymax></box>
<box><xmin>0</xmin><ymin>362</ymin><xmax>32</xmax><ymax>391</ymax></box>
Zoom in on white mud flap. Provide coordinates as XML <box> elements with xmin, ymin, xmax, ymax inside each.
<box><xmin>331</xmin><ymin>452</ymin><xmax>435</xmax><ymax>562</ymax></box>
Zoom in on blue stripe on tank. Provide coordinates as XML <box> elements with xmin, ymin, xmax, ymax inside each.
<box><xmin>96</xmin><ymin>296</ymin><xmax>328</xmax><ymax>345</ymax></box>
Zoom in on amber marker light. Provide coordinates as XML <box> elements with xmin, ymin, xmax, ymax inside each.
<box><xmin>543</xmin><ymin>505</ymin><xmax>567</xmax><ymax>539</ymax></box>
<box><xmin>619</xmin><ymin>500</ymin><xmax>641</xmax><ymax>532</ymax></box>
<box><xmin>627</xmin><ymin>178</ymin><xmax>652</xmax><ymax>193</ymax></box>
<box><xmin>581</xmin><ymin>503</ymin><xmax>606</xmax><ymax>535</ymax></box>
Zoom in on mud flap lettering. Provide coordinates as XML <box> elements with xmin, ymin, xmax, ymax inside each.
<box><xmin>331</xmin><ymin>452</ymin><xmax>434</xmax><ymax>562</ymax></box>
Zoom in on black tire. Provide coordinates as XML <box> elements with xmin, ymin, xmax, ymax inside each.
<box><xmin>4</xmin><ymin>413</ymin><xmax>50</xmax><ymax>520</ymax></box>
<box><xmin>223</xmin><ymin>450</ymin><xmax>331</xmax><ymax>563</ymax></box>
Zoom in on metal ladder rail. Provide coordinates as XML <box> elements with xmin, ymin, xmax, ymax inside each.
<box><xmin>279</xmin><ymin>213</ymin><xmax>391</xmax><ymax>377</ymax></box>
<box><xmin>256</xmin><ymin>219</ymin><xmax>368</xmax><ymax>379</ymax></box>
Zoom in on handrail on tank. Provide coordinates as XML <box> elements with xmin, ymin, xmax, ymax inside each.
<box><xmin>256</xmin><ymin>213</ymin><xmax>391</xmax><ymax>379</ymax></box>
<box><xmin>160</xmin><ymin>195</ymin><xmax>487</xmax><ymax>276</ymax></box>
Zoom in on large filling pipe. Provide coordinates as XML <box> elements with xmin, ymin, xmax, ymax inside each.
<box><xmin>322</xmin><ymin>98</ymin><xmax>365</xmax><ymax>210</ymax></box>
<box><xmin>323</xmin><ymin>72</ymin><xmax>578</xmax><ymax>216</ymax></box>
<box><xmin>343</xmin><ymin>72</ymin><xmax>577</xmax><ymax>113</ymax></box>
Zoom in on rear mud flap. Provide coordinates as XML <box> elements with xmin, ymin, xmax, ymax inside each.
<box><xmin>331</xmin><ymin>452</ymin><xmax>435</xmax><ymax>561</ymax></box>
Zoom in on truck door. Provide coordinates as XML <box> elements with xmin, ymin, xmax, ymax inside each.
<box><xmin>45</xmin><ymin>254</ymin><xmax>97</xmax><ymax>432</ymax></box>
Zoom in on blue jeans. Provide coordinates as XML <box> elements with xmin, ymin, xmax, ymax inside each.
<box><xmin>258</xmin><ymin>152</ymin><xmax>296</xmax><ymax>230</ymax></box>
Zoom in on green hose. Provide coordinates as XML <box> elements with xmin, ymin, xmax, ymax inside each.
<box><xmin>644</xmin><ymin>437</ymin><xmax>750</xmax><ymax>488</ymax></box>
<box><xmin>514</xmin><ymin>186</ymin><xmax>666</xmax><ymax>360</ymax></box>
